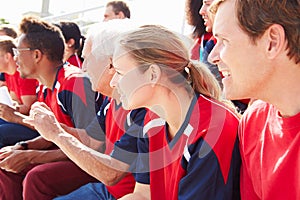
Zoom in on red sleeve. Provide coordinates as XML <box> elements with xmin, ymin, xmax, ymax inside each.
<box><xmin>18</xmin><ymin>77</ymin><xmax>38</xmax><ymax>96</ymax></box>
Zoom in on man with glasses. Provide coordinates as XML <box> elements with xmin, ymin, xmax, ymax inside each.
<box><xmin>0</xmin><ymin>16</ymin><xmax>102</xmax><ymax>200</ymax></box>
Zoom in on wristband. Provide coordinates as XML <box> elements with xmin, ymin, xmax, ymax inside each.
<box><xmin>17</xmin><ymin>141</ymin><xmax>28</xmax><ymax>150</ymax></box>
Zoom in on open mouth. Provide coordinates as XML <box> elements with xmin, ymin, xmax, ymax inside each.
<box><xmin>221</xmin><ymin>71</ymin><xmax>231</xmax><ymax>77</ymax></box>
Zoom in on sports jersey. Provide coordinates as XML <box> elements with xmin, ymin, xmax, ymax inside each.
<box><xmin>139</xmin><ymin>93</ymin><xmax>241</xmax><ymax>200</ymax></box>
<box><xmin>4</xmin><ymin>70</ymin><xmax>37</xmax><ymax>104</ymax></box>
<box><xmin>92</xmin><ymin>97</ymin><xmax>147</xmax><ymax>199</ymax></box>
<box><xmin>239</xmin><ymin>100</ymin><xmax>300</xmax><ymax>200</ymax></box>
<box><xmin>36</xmin><ymin>64</ymin><xmax>96</xmax><ymax>128</ymax></box>
<box><xmin>190</xmin><ymin>32</ymin><xmax>213</xmax><ymax>61</ymax></box>
<box><xmin>66</xmin><ymin>54</ymin><xmax>82</xmax><ymax>68</ymax></box>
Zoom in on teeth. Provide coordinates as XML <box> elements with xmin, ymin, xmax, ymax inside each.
<box><xmin>222</xmin><ymin>71</ymin><xmax>231</xmax><ymax>77</ymax></box>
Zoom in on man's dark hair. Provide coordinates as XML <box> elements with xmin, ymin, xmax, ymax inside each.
<box><xmin>19</xmin><ymin>16</ymin><xmax>65</xmax><ymax>62</ymax></box>
<box><xmin>107</xmin><ymin>1</ymin><xmax>131</xmax><ymax>18</ymax></box>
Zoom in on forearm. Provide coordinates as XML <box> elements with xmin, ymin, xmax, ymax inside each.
<box><xmin>9</xmin><ymin>111</ymin><xmax>35</xmax><ymax>129</ymax></box>
<box><xmin>28</xmin><ymin>149</ymin><xmax>68</xmax><ymax>164</ymax></box>
<box><xmin>24</xmin><ymin>136</ymin><xmax>54</xmax><ymax>150</ymax></box>
<box><xmin>54</xmin><ymin>132</ymin><xmax>128</xmax><ymax>185</ymax></box>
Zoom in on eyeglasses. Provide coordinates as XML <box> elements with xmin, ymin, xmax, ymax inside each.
<box><xmin>12</xmin><ymin>48</ymin><xmax>34</xmax><ymax>57</ymax></box>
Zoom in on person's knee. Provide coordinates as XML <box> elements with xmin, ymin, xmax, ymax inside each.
<box><xmin>23</xmin><ymin>165</ymin><xmax>46</xmax><ymax>189</ymax></box>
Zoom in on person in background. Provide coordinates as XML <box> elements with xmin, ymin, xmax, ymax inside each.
<box><xmin>208</xmin><ymin>0</ymin><xmax>300</xmax><ymax>199</ymax></box>
<box><xmin>0</xmin><ymin>36</ymin><xmax>38</xmax><ymax>148</ymax></box>
<box><xmin>0</xmin><ymin>15</ymin><xmax>100</xmax><ymax>200</ymax></box>
<box><xmin>110</xmin><ymin>25</ymin><xmax>241</xmax><ymax>199</ymax></box>
<box><xmin>54</xmin><ymin>21</ymin><xmax>85</xmax><ymax>68</ymax></box>
<box><xmin>0</xmin><ymin>25</ymin><xmax>18</xmax><ymax>87</ymax></box>
<box><xmin>200</xmin><ymin>0</ymin><xmax>249</xmax><ymax>113</ymax></box>
<box><xmin>185</xmin><ymin>0</ymin><xmax>211</xmax><ymax>61</ymax></box>
<box><xmin>103</xmin><ymin>0</ymin><xmax>131</xmax><ymax>21</ymax></box>
<box><xmin>82</xmin><ymin>0</ymin><xmax>131</xmax><ymax>60</ymax></box>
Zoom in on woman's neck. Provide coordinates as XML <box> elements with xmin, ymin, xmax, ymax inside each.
<box><xmin>150</xmin><ymin>88</ymin><xmax>194</xmax><ymax>139</ymax></box>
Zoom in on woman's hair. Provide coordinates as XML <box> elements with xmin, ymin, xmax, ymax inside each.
<box><xmin>54</xmin><ymin>21</ymin><xmax>85</xmax><ymax>62</ymax></box>
<box><xmin>117</xmin><ymin>25</ymin><xmax>222</xmax><ymax>101</ymax></box>
<box><xmin>185</xmin><ymin>0</ymin><xmax>206</xmax><ymax>38</ymax></box>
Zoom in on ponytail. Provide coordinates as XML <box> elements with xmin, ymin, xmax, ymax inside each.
<box><xmin>77</xmin><ymin>35</ymin><xmax>86</xmax><ymax>62</ymax></box>
<box><xmin>188</xmin><ymin>61</ymin><xmax>221</xmax><ymax>100</ymax></box>
<box><xmin>188</xmin><ymin>61</ymin><xmax>239</xmax><ymax>115</ymax></box>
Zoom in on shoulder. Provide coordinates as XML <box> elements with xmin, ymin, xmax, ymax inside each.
<box><xmin>239</xmin><ymin>100</ymin><xmax>273</xmax><ymax>144</ymax></box>
<box><xmin>57</xmin><ymin>65</ymin><xmax>90</xmax><ymax>89</ymax></box>
<box><xmin>241</xmin><ymin>100</ymin><xmax>272</xmax><ymax>125</ymax></box>
<box><xmin>143</xmin><ymin>110</ymin><xmax>165</xmax><ymax>137</ymax></box>
<box><xmin>197</xmin><ymin>94</ymin><xmax>239</xmax><ymax>124</ymax></box>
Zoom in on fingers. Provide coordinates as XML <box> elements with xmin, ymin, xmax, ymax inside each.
<box><xmin>31</xmin><ymin>102</ymin><xmax>51</xmax><ymax>111</ymax></box>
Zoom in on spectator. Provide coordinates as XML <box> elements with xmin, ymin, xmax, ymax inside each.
<box><xmin>54</xmin><ymin>21</ymin><xmax>85</xmax><ymax>68</ymax></box>
<box><xmin>103</xmin><ymin>0</ymin><xmax>131</xmax><ymax>21</ymax></box>
<box><xmin>0</xmin><ymin>15</ymin><xmax>100</xmax><ymax>200</ymax></box>
<box><xmin>208</xmin><ymin>0</ymin><xmax>300</xmax><ymax>199</ymax></box>
<box><xmin>110</xmin><ymin>25</ymin><xmax>241</xmax><ymax>199</ymax></box>
<box><xmin>200</xmin><ymin>0</ymin><xmax>249</xmax><ymax>113</ymax></box>
<box><xmin>0</xmin><ymin>36</ymin><xmax>38</xmax><ymax>148</ymax></box>
<box><xmin>82</xmin><ymin>0</ymin><xmax>131</xmax><ymax>60</ymax></box>
<box><xmin>0</xmin><ymin>24</ymin><xmax>18</xmax><ymax>87</ymax></box>
<box><xmin>185</xmin><ymin>0</ymin><xmax>212</xmax><ymax>61</ymax></box>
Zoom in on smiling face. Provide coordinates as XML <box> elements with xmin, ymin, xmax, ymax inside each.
<box><xmin>199</xmin><ymin>0</ymin><xmax>214</xmax><ymax>32</ymax></box>
<box><xmin>110</xmin><ymin>51</ymin><xmax>154</xmax><ymax>110</ymax></box>
<box><xmin>208</xmin><ymin>0</ymin><xmax>274</xmax><ymax>100</ymax></box>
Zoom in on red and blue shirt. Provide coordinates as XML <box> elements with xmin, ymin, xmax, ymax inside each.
<box><xmin>36</xmin><ymin>64</ymin><xmax>97</xmax><ymax>128</ymax></box>
<box><xmin>137</xmin><ymin>94</ymin><xmax>241</xmax><ymax>200</ymax></box>
<box><xmin>93</xmin><ymin>97</ymin><xmax>147</xmax><ymax>199</ymax></box>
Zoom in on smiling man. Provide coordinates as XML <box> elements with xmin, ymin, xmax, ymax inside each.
<box><xmin>208</xmin><ymin>0</ymin><xmax>300</xmax><ymax>199</ymax></box>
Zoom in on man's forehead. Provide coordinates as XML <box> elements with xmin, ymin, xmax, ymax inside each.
<box><xmin>213</xmin><ymin>0</ymin><xmax>235</xmax><ymax>31</ymax></box>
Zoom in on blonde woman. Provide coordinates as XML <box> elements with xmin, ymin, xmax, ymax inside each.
<box><xmin>111</xmin><ymin>25</ymin><xmax>241</xmax><ymax>200</ymax></box>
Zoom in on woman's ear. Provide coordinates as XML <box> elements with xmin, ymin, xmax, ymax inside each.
<box><xmin>148</xmin><ymin>64</ymin><xmax>161</xmax><ymax>86</ymax></box>
<box><xmin>66</xmin><ymin>38</ymin><xmax>75</xmax><ymax>48</ymax></box>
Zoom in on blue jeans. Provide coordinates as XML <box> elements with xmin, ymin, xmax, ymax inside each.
<box><xmin>0</xmin><ymin>119</ymin><xmax>39</xmax><ymax>148</ymax></box>
<box><xmin>54</xmin><ymin>182</ymin><xmax>116</xmax><ymax>200</ymax></box>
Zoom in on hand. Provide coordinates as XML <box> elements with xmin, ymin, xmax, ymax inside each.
<box><xmin>0</xmin><ymin>149</ymin><xmax>31</xmax><ymax>173</ymax></box>
<box><xmin>0</xmin><ymin>102</ymin><xmax>17</xmax><ymax>122</ymax></box>
<box><xmin>0</xmin><ymin>143</ymin><xmax>23</xmax><ymax>156</ymax></box>
<box><xmin>23</xmin><ymin>102</ymin><xmax>63</xmax><ymax>142</ymax></box>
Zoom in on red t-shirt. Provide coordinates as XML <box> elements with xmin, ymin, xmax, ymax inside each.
<box><xmin>239</xmin><ymin>100</ymin><xmax>300</xmax><ymax>200</ymax></box>
<box><xmin>4</xmin><ymin>70</ymin><xmax>37</xmax><ymax>104</ymax></box>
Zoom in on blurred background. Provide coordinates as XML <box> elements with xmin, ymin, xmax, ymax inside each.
<box><xmin>0</xmin><ymin>0</ymin><xmax>192</xmax><ymax>35</ymax></box>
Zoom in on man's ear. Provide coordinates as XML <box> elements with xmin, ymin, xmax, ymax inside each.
<box><xmin>33</xmin><ymin>49</ymin><xmax>43</xmax><ymax>62</ymax></box>
<box><xmin>118</xmin><ymin>11</ymin><xmax>126</xmax><ymax>19</ymax></box>
<box><xmin>265</xmin><ymin>24</ymin><xmax>286</xmax><ymax>59</ymax></box>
